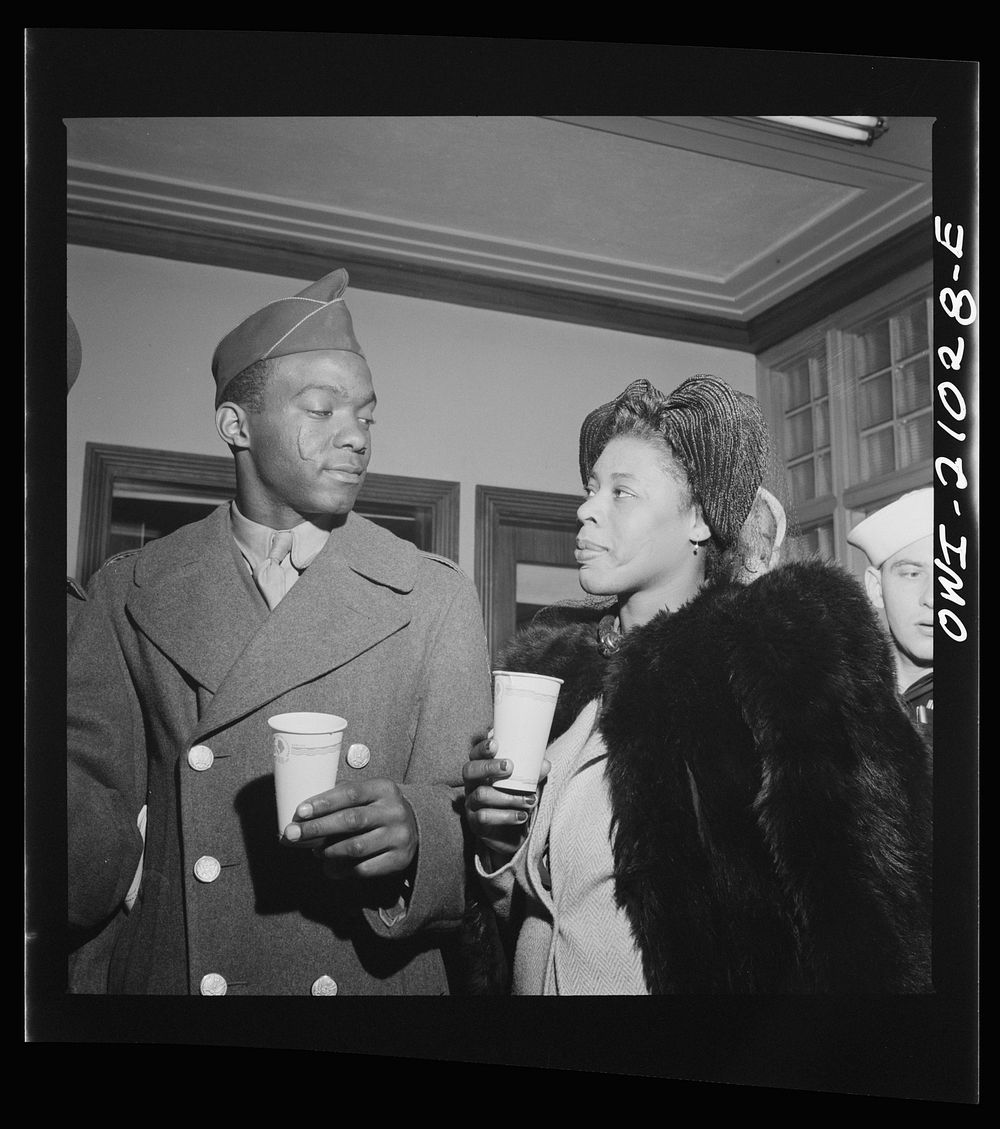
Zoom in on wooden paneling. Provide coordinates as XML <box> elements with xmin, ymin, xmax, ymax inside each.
<box><xmin>475</xmin><ymin>485</ymin><xmax>582</xmax><ymax>662</ymax></box>
<box><xmin>76</xmin><ymin>444</ymin><xmax>236</xmax><ymax>584</ymax></box>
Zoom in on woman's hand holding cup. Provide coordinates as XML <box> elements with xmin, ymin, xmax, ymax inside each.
<box><xmin>463</xmin><ymin>729</ymin><xmax>549</xmax><ymax>865</ymax></box>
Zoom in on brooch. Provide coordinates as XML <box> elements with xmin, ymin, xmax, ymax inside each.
<box><xmin>597</xmin><ymin>614</ymin><xmax>624</xmax><ymax>656</ymax></box>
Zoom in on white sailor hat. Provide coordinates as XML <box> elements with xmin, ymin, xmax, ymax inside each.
<box><xmin>847</xmin><ymin>487</ymin><xmax>933</xmax><ymax>567</ymax></box>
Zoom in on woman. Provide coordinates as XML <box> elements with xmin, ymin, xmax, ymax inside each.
<box><xmin>464</xmin><ymin>376</ymin><xmax>931</xmax><ymax>994</ymax></box>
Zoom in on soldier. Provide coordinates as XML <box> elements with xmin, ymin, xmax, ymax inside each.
<box><xmin>848</xmin><ymin>487</ymin><xmax>934</xmax><ymax>748</ymax></box>
<box><xmin>67</xmin><ymin>268</ymin><xmax>493</xmax><ymax>995</ymax></box>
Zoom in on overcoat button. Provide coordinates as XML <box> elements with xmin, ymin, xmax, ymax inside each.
<box><xmin>311</xmin><ymin>975</ymin><xmax>339</xmax><ymax>996</ymax></box>
<box><xmin>200</xmin><ymin>973</ymin><xmax>228</xmax><ymax>995</ymax></box>
<box><xmin>346</xmin><ymin>743</ymin><xmax>370</xmax><ymax>769</ymax></box>
<box><xmin>194</xmin><ymin>856</ymin><xmax>222</xmax><ymax>883</ymax></box>
<box><xmin>188</xmin><ymin>745</ymin><xmax>214</xmax><ymax>771</ymax></box>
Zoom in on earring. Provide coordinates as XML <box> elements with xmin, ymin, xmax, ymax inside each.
<box><xmin>689</xmin><ymin>538</ymin><xmax>699</xmax><ymax>556</ymax></box>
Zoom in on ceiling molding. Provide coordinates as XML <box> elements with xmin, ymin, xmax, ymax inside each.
<box><xmin>67</xmin><ymin>214</ymin><xmax>753</xmax><ymax>350</ymax></box>
<box><xmin>545</xmin><ymin>115</ymin><xmax>932</xmax><ymax>313</ymax></box>
<box><xmin>65</xmin><ymin>115</ymin><xmax>935</xmax><ymax>354</ymax></box>
<box><xmin>68</xmin><ymin>210</ymin><xmax>931</xmax><ymax>355</ymax></box>
<box><xmin>67</xmin><ymin>116</ymin><xmax>932</xmax><ymax>320</ymax></box>
<box><xmin>68</xmin><ymin>164</ymin><xmax>750</xmax><ymax>315</ymax></box>
<box><xmin>746</xmin><ymin>221</ymin><xmax>931</xmax><ymax>352</ymax></box>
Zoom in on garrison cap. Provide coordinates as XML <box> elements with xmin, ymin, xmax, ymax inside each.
<box><xmin>847</xmin><ymin>488</ymin><xmax>934</xmax><ymax>567</ymax></box>
<box><xmin>212</xmin><ymin>268</ymin><xmax>365</xmax><ymax>402</ymax></box>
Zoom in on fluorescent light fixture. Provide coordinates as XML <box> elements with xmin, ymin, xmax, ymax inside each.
<box><xmin>757</xmin><ymin>116</ymin><xmax>888</xmax><ymax>143</ymax></box>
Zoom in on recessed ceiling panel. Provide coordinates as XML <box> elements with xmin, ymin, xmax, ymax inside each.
<box><xmin>66</xmin><ymin>114</ymin><xmax>934</xmax><ymax>323</ymax></box>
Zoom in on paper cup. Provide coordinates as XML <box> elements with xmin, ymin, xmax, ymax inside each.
<box><xmin>268</xmin><ymin>712</ymin><xmax>348</xmax><ymax>834</ymax></box>
<box><xmin>491</xmin><ymin>671</ymin><xmax>563</xmax><ymax>794</ymax></box>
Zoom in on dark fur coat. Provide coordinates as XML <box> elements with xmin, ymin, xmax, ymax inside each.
<box><xmin>498</xmin><ymin>561</ymin><xmax>932</xmax><ymax>994</ymax></box>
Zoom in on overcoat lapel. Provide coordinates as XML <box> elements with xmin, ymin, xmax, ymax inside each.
<box><xmin>128</xmin><ymin>506</ymin><xmax>417</xmax><ymax>740</ymax></box>
<box><xmin>196</xmin><ymin>542</ymin><xmax>412</xmax><ymax>737</ymax></box>
<box><xmin>126</xmin><ymin>506</ymin><xmax>265</xmax><ymax>693</ymax></box>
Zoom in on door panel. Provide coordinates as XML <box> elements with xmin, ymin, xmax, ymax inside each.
<box><xmin>475</xmin><ymin>485</ymin><xmax>582</xmax><ymax>662</ymax></box>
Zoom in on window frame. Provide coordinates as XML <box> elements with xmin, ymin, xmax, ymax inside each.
<box><xmin>75</xmin><ymin>442</ymin><xmax>460</xmax><ymax>585</ymax></box>
<box><xmin>756</xmin><ymin>263</ymin><xmax>933</xmax><ymax>577</ymax></box>
<box><xmin>475</xmin><ymin>484</ymin><xmax>583</xmax><ymax>662</ymax></box>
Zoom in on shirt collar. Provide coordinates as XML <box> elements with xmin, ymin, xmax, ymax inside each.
<box><xmin>229</xmin><ymin>501</ymin><xmax>333</xmax><ymax>572</ymax></box>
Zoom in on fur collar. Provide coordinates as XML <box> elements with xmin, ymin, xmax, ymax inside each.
<box><xmin>499</xmin><ymin>561</ymin><xmax>932</xmax><ymax>993</ymax></box>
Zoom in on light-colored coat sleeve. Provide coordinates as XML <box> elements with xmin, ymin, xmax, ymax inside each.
<box><xmin>474</xmin><ymin>850</ymin><xmax>518</xmax><ymax>923</ymax></box>
<box><xmin>364</xmin><ymin>565</ymin><xmax>493</xmax><ymax>939</ymax></box>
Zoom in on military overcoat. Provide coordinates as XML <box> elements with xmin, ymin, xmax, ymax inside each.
<box><xmin>68</xmin><ymin>504</ymin><xmax>492</xmax><ymax>995</ymax></box>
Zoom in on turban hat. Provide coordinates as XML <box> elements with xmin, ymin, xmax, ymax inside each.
<box><xmin>578</xmin><ymin>374</ymin><xmax>769</xmax><ymax>549</ymax></box>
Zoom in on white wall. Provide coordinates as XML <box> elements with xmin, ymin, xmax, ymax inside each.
<box><xmin>67</xmin><ymin>245</ymin><xmax>757</xmax><ymax>576</ymax></box>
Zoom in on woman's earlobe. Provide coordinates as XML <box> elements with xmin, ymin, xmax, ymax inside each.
<box><xmin>690</xmin><ymin>510</ymin><xmax>711</xmax><ymax>544</ymax></box>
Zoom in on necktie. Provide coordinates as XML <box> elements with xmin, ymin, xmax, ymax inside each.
<box><xmin>254</xmin><ymin>529</ymin><xmax>294</xmax><ymax>610</ymax></box>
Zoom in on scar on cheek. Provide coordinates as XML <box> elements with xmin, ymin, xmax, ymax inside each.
<box><xmin>297</xmin><ymin>425</ymin><xmax>326</xmax><ymax>461</ymax></box>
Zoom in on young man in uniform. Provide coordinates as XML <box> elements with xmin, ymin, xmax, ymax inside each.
<box><xmin>67</xmin><ymin>268</ymin><xmax>494</xmax><ymax>995</ymax></box>
<box><xmin>847</xmin><ymin>487</ymin><xmax>934</xmax><ymax>749</ymax></box>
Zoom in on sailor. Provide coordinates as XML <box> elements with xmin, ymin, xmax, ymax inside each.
<box><xmin>848</xmin><ymin>487</ymin><xmax>934</xmax><ymax>748</ymax></box>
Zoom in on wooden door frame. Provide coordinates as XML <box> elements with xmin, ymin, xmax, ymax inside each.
<box><xmin>474</xmin><ymin>484</ymin><xmax>582</xmax><ymax>659</ymax></box>
<box><xmin>76</xmin><ymin>441</ymin><xmax>460</xmax><ymax>584</ymax></box>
